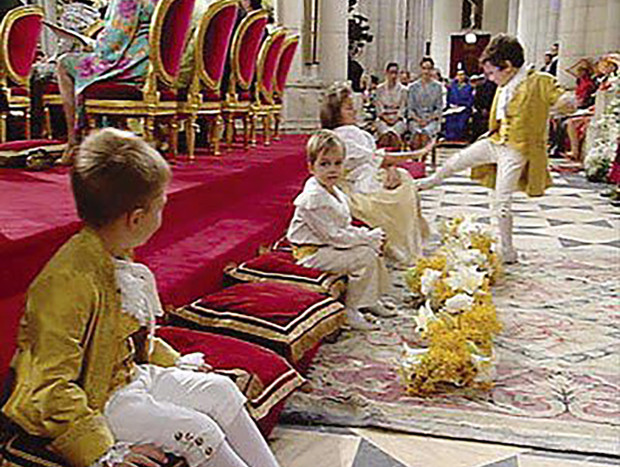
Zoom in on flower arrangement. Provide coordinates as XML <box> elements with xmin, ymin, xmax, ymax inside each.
<box><xmin>399</xmin><ymin>216</ymin><xmax>502</xmax><ymax>396</ymax></box>
<box><xmin>584</xmin><ymin>73</ymin><xmax>619</xmax><ymax>182</ymax></box>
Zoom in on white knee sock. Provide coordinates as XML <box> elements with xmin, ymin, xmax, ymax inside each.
<box><xmin>224</xmin><ymin>410</ymin><xmax>280</xmax><ymax>467</ymax></box>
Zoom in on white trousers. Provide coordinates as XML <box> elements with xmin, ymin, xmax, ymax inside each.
<box><xmin>436</xmin><ymin>138</ymin><xmax>526</xmax><ymax>218</ymax></box>
<box><xmin>104</xmin><ymin>365</ymin><xmax>247</xmax><ymax>467</ymax></box>
<box><xmin>300</xmin><ymin>245</ymin><xmax>390</xmax><ymax>310</ymax></box>
<box><xmin>433</xmin><ymin>138</ymin><xmax>526</xmax><ymax>254</ymax></box>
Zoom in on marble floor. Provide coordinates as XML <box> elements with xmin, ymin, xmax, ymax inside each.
<box><xmin>269</xmin><ymin>153</ymin><xmax>620</xmax><ymax>467</ymax></box>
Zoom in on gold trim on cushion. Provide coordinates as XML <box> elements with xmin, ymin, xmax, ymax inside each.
<box><xmin>247</xmin><ymin>368</ymin><xmax>305</xmax><ymax>420</ymax></box>
<box><xmin>2</xmin><ymin>435</ymin><xmax>64</xmax><ymax>467</ymax></box>
<box><xmin>226</xmin><ymin>258</ymin><xmax>347</xmax><ymax>299</ymax></box>
<box><xmin>171</xmin><ymin>298</ymin><xmax>346</xmax><ymax>363</ymax></box>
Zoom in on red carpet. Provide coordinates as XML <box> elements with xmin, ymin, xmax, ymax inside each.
<box><xmin>0</xmin><ymin>135</ymin><xmax>310</xmax><ymax>305</ymax></box>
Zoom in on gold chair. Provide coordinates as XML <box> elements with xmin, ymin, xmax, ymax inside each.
<box><xmin>271</xmin><ymin>34</ymin><xmax>299</xmax><ymax>141</ymax></box>
<box><xmin>177</xmin><ymin>0</ymin><xmax>239</xmax><ymax>159</ymax></box>
<box><xmin>83</xmin><ymin>0</ymin><xmax>196</xmax><ymax>160</ymax></box>
<box><xmin>0</xmin><ymin>6</ymin><xmax>44</xmax><ymax>142</ymax></box>
<box><xmin>249</xmin><ymin>27</ymin><xmax>286</xmax><ymax>146</ymax></box>
<box><xmin>221</xmin><ymin>9</ymin><xmax>268</xmax><ymax>150</ymax></box>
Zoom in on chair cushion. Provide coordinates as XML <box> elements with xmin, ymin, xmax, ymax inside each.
<box><xmin>8</xmin><ymin>86</ymin><xmax>28</xmax><ymax>97</ymax></box>
<box><xmin>226</xmin><ymin>250</ymin><xmax>346</xmax><ymax>298</ymax></box>
<box><xmin>43</xmin><ymin>83</ymin><xmax>60</xmax><ymax>95</ymax></box>
<box><xmin>157</xmin><ymin>326</ymin><xmax>305</xmax><ymax>427</ymax></box>
<box><xmin>168</xmin><ymin>282</ymin><xmax>346</xmax><ymax>367</ymax></box>
<box><xmin>83</xmin><ymin>82</ymin><xmax>177</xmax><ymax>101</ymax></box>
<box><xmin>398</xmin><ymin>160</ymin><xmax>426</xmax><ymax>179</ymax></box>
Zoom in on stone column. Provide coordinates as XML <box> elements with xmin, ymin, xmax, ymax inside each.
<box><xmin>405</xmin><ymin>0</ymin><xmax>433</xmax><ymax>74</ymax></box>
<box><xmin>517</xmin><ymin>0</ymin><xmax>560</xmax><ymax>67</ymax></box>
<box><xmin>318</xmin><ymin>0</ymin><xmax>348</xmax><ymax>82</ymax></box>
<box><xmin>483</xmin><ymin>0</ymin><xmax>509</xmax><ymax>35</ymax></box>
<box><xmin>276</xmin><ymin>0</ymin><xmax>348</xmax><ymax>132</ymax></box>
<box><xmin>430</xmin><ymin>0</ymin><xmax>462</xmax><ymax>76</ymax></box>
<box><xmin>507</xmin><ymin>0</ymin><xmax>520</xmax><ymax>35</ymax></box>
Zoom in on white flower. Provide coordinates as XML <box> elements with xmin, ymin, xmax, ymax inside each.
<box><xmin>445</xmin><ymin>265</ymin><xmax>486</xmax><ymax>295</ymax></box>
<box><xmin>445</xmin><ymin>293</ymin><xmax>474</xmax><ymax>314</ymax></box>
<box><xmin>400</xmin><ymin>343</ymin><xmax>429</xmax><ymax>373</ymax></box>
<box><xmin>414</xmin><ymin>300</ymin><xmax>436</xmax><ymax>334</ymax></box>
<box><xmin>420</xmin><ymin>268</ymin><xmax>443</xmax><ymax>296</ymax></box>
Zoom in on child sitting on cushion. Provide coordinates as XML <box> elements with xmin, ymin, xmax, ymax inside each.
<box><xmin>2</xmin><ymin>128</ymin><xmax>280</xmax><ymax>467</ymax></box>
<box><xmin>287</xmin><ymin>130</ymin><xmax>392</xmax><ymax>331</ymax></box>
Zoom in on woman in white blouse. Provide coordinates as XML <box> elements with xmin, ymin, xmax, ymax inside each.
<box><xmin>321</xmin><ymin>83</ymin><xmax>429</xmax><ymax>266</ymax></box>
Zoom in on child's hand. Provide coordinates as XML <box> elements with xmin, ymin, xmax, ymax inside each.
<box><xmin>367</xmin><ymin>228</ymin><xmax>386</xmax><ymax>253</ymax></box>
<box><xmin>383</xmin><ymin>166</ymin><xmax>402</xmax><ymax>190</ymax></box>
<box><xmin>118</xmin><ymin>444</ymin><xmax>167</xmax><ymax>467</ymax></box>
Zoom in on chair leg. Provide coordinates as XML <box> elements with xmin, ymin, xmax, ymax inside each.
<box><xmin>225</xmin><ymin>114</ymin><xmax>234</xmax><ymax>149</ymax></box>
<box><xmin>263</xmin><ymin>114</ymin><xmax>272</xmax><ymax>146</ymax></box>
<box><xmin>43</xmin><ymin>106</ymin><xmax>52</xmax><ymax>139</ymax></box>
<box><xmin>248</xmin><ymin>114</ymin><xmax>256</xmax><ymax>148</ymax></box>
<box><xmin>143</xmin><ymin>116</ymin><xmax>155</xmax><ymax>143</ymax></box>
<box><xmin>213</xmin><ymin>114</ymin><xmax>224</xmax><ymax>156</ymax></box>
<box><xmin>0</xmin><ymin>112</ymin><xmax>6</xmax><ymax>143</ymax></box>
<box><xmin>187</xmin><ymin>114</ymin><xmax>197</xmax><ymax>161</ymax></box>
<box><xmin>24</xmin><ymin>108</ymin><xmax>31</xmax><ymax>140</ymax></box>
<box><xmin>169</xmin><ymin>117</ymin><xmax>179</xmax><ymax>162</ymax></box>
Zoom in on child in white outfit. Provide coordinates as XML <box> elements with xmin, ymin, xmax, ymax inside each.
<box><xmin>287</xmin><ymin>130</ymin><xmax>391</xmax><ymax>330</ymax></box>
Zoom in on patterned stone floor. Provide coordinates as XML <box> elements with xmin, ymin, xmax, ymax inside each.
<box><xmin>269</xmin><ymin>152</ymin><xmax>620</xmax><ymax>467</ymax></box>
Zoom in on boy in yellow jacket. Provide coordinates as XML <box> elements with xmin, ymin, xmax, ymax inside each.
<box><xmin>417</xmin><ymin>34</ymin><xmax>575</xmax><ymax>263</ymax></box>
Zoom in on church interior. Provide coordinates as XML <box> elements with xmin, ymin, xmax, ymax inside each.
<box><xmin>0</xmin><ymin>0</ymin><xmax>618</xmax><ymax>466</ymax></box>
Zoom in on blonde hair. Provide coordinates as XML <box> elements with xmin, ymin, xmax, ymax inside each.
<box><xmin>320</xmin><ymin>82</ymin><xmax>353</xmax><ymax>130</ymax></box>
<box><xmin>71</xmin><ymin>128</ymin><xmax>171</xmax><ymax>228</ymax></box>
<box><xmin>306</xmin><ymin>129</ymin><xmax>345</xmax><ymax>165</ymax></box>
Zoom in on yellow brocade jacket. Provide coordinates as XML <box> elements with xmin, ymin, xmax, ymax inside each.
<box><xmin>2</xmin><ymin>228</ymin><xmax>180</xmax><ymax>467</ymax></box>
<box><xmin>471</xmin><ymin>69</ymin><xmax>565</xmax><ymax>197</ymax></box>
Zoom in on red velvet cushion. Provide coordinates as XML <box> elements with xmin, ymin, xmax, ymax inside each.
<box><xmin>0</xmin><ymin>139</ymin><xmax>64</xmax><ymax>152</ymax></box>
<box><xmin>237</xmin><ymin>17</ymin><xmax>267</xmax><ymax>86</ymax></box>
<box><xmin>83</xmin><ymin>82</ymin><xmax>177</xmax><ymax>101</ymax></box>
<box><xmin>203</xmin><ymin>3</ymin><xmax>238</xmax><ymax>85</ymax></box>
<box><xmin>9</xmin><ymin>86</ymin><xmax>28</xmax><ymax>97</ymax></box>
<box><xmin>398</xmin><ymin>160</ymin><xmax>426</xmax><ymax>179</ymax></box>
<box><xmin>7</xmin><ymin>13</ymin><xmax>42</xmax><ymax>79</ymax></box>
<box><xmin>160</xmin><ymin>0</ymin><xmax>196</xmax><ymax>78</ymax></box>
<box><xmin>168</xmin><ymin>282</ymin><xmax>346</xmax><ymax>367</ymax></box>
<box><xmin>157</xmin><ymin>326</ymin><xmax>305</xmax><ymax>431</ymax></box>
<box><xmin>201</xmin><ymin>88</ymin><xmax>222</xmax><ymax>101</ymax></box>
<box><xmin>43</xmin><ymin>82</ymin><xmax>60</xmax><ymax>94</ymax></box>
<box><xmin>227</xmin><ymin>250</ymin><xmax>346</xmax><ymax>298</ymax></box>
<box><xmin>275</xmin><ymin>39</ymin><xmax>298</xmax><ymax>94</ymax></box>
<box><xmin>261</xmin><ymin>34</ymin><xmax>285</xmax><ymax>94</ymax></box>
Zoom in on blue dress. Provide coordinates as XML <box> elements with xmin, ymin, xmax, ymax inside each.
<box><xmin>445</xmin><ymin>80</ymin><xmax>474</xmax><ymax>141</ymax></box>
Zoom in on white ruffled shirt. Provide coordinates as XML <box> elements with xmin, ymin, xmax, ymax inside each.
<box><xmin>113</xmin><ymin>258</ymin><xmax>204</xmax><ymax>367</ymax></box>
<box><xmin>286</xmin><ymin>177</ymin><xmax>376</xmax><ymax>248</ymax></box>
<box><xmin>334</xmin><ymin>125</ymin><xmax>384</xmax><ymax>194</ymax></box>
<box><xmin>495</xmin><ymin>65</ymin><xmax>528</xmax><ymax>121</ymax></box>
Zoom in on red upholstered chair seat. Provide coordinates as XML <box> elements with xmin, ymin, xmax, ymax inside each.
<box><xmin>7</xmin><ymin>86</ymin><xmax>28</xmax><ymax>97</ymax></box>
<box><xmin>226</xmin><ymin>250</ymin><xmax>346</xmax><ymax>298</ymax></box>
<box><xmin>43</xmin><ymin>83</ymin><xmax>60</xmax><ymax>94</ymax></box>
<box><xmin>84</xmin><ymin>82</ymin><xmax>177</xmax><ymax>101</ymax></box>
<box><xmin>157</xmin><ymin>326</ymin><xmax>304</xmax><ymax>435</ymax></box>
<box><xmin>201</xmin><ymin>89</ymin><xmax>222</xmax><ymax>101</ymax></box>
<box><xmin>168</xmin><ymin>282</ymin><xmax>346</xmax><ymax>369</ymax></box>
<box><xmin>398</xmin><ymin>160</ymin><xmax>426</xmax><ymax>179</ymax></box>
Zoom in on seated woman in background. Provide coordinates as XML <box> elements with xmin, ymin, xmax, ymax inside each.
<box><xmin>57</xmin><ymin>0</ymin><xmax>159</xmax><ymax>164</ymax></box>
<box><xmin>444</xmin><ymin>69</ymin><xmax>474</xmax><ymax>141</ymax></box>
<box><xmin>407</xmin><ymin>56</ymin><xmax>444</xmax><ymax>149</ymax></box>
<box><xmin>321</xmin><ymin>82</ymin><xmax>430</xmax><ymax>268</ymax></box>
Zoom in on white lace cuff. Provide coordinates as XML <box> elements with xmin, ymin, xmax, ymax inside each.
<box><xmin>176</xmin><ymin>352</ymin><xmax>206</xmax><ymax>371</ymax></box>
<box><xmin>91</xmin><ymin>443</ymin><xmax>132</xmax><ymax>467</ymax></box>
